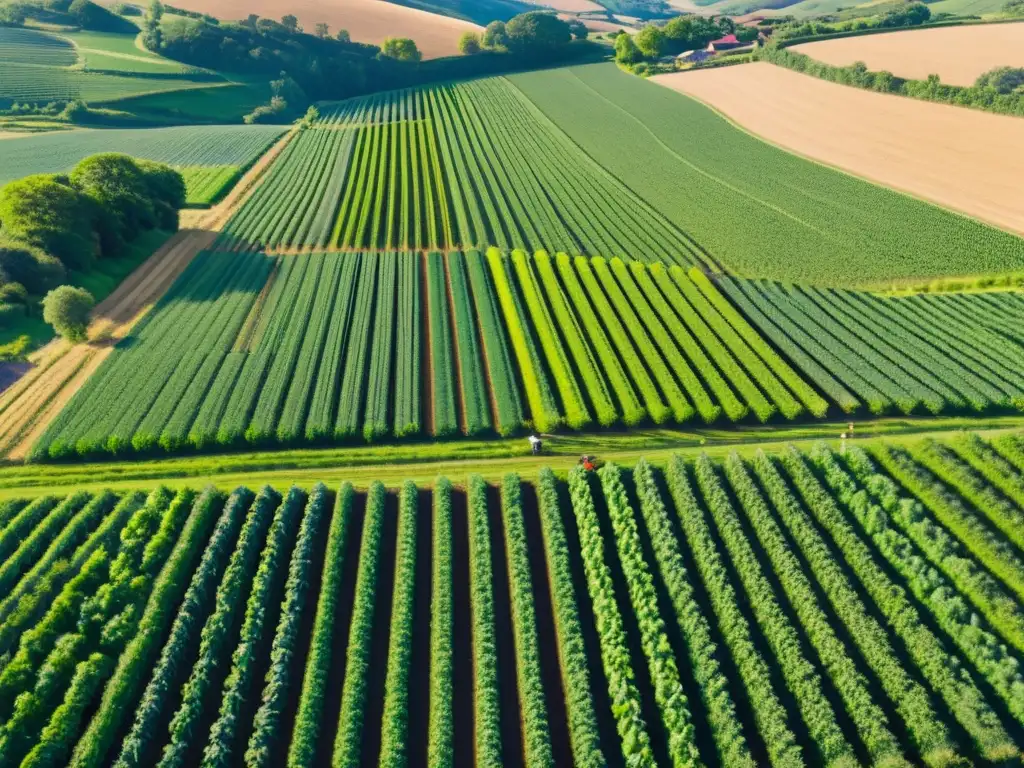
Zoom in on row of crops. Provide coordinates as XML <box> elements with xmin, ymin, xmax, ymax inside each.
<box><xmin>220</xmin><ymin>80</ymin><xmax>706</xmax><ymax>264</ymax></box>
<box><xmin>181</xmin><ymin>166</ymin><xmax>242</xmax><ymax>207</ymax></box>
<box><xmin>0</xmin><ymin>124</ymin><xmax>284</xmax><ymax>185</ymax></box>
<box><xmin>2</xmin><ymin>431</ymin><xmax>1023</xmax><ymax>765</ymax></box>
<box><xmin>0</xmin><ymin>27</ymin><xmax>77</xmax><ymax>67</ymax></box>
<box><xmin>509</xmin><ymin>63</ymin><xmax>1024</xmax><ymax>286</ymax></box>
<box><xmin>30</xmin><ymin>249</ymin><xmax>824</xmax><ymax>460</ymax></box>
<box><xmin>723</xmin><ymin>278</ymin><xmax>1024</xmax><ymax>416</ymax></box>
<box><xmin>0</xmin><ymin>26</ymin><xmax>227</xmax><ymax>107</ymax></box>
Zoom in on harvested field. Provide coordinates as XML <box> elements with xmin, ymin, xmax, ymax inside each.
<box><xmin>156</xmin><ymin>0</ymin><xmax>480</xmax><ymax>58</ymax></box>
<box><xmin>791</xmin><ymin>22</ymin><xmax>1024</xmax><ymax>86</ymax></box>
<box><xmin>653</xmin><ymin>63</ymin><xmax>1024</xmax><ymax>236</ymax></box>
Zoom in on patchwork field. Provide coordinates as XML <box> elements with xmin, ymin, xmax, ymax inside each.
<box><xmin>791</xmin><ymin>22</ymin><xmax>1024</xmax><ymax>86</ymax></box>
<box><xmin>0</xmin><ymin>26</ymin><xmax>228</xmax><ymax>106</ymax></box>
<box><xmin>30</xmin><ymin>250</ymin><xmax>831</xmax><ymax>460</ymax></box>
<box><xmin>511</xmin><ymin>63</ymin><xmax>1024</xmax><ymax>284</ymax></box>
<box><xmin>153</xmin><ymin>0</ymin><xmax>481</xmax><ymax>58</ymax></box>
<box><xmin>653</xmin><ymin>63</ymin><xmax>1024</xmax><ymax>237</ymax></box>
<box><xmin>1</xmin><ymin>432</ymin><xmax>1024</xmax><ymax>766</ymax></box>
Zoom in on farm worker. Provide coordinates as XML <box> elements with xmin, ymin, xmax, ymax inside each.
<box><xmin>580</xmin><ymin>455</ymin><xmax>596</xmax><ymax>472</ymax></box>
<box><xmin>528</xmin><ymin>434</ymin><xmax>542</xmax><ymax>455</ymax></box>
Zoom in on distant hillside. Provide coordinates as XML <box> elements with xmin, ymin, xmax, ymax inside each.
<box><xmin>139</xmin><ymin>0</ymin><xmax>480</xmax><ymax>58</ymax></box>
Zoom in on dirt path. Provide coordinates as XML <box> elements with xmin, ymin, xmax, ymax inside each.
<box><xmin>653</xmin><ymin>63</ymin><xmax>1024</xmax><ymax>236</ymax></box>
<box><xmin>0</xmin><ymin>129</ymin><xmax>295</xmax><ymax>460</ymax></box>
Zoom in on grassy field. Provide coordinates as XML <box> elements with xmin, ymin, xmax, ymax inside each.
<box><xmin>106</xmin><ymin>79</ymin><xmax>273</xmax><ymax>123</ymax></box>
<box><xmin>509</xmin><ymin>63</ymin><xmax>1024</xmax><ymax>285</ymax></box>
<box><xmin>0</xmin><ymin>431</ymin><xmax>1022</xmax><ymax>767</ymax></box>
<box><xmin>0</xmin><ymin>124</ymin><xmax>283</xmax><ymax>184</ymax></box>
<box><xmin>4</xmin><ymin>414</ymin><xmax>1023</xmax><ymax>494</ymax></box>
<box><xmin>181</xmin><ymin>166</ymin><xmax>242</xmax><ymax>206</ymax></box>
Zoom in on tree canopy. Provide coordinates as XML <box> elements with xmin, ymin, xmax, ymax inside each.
<box><xmin>505</xmin><ymin>11</ymin><xmax>571</xmax><ymax>55</ymax></box>
<box><xmin>42</xmin><ymin>285</ymin><xmax>94</xmax><ymax>342</ymax></box>
<box><xmin>381</xmin><ymin>37</ymin><xmax>422</xmax><ymax>62</ymax></box>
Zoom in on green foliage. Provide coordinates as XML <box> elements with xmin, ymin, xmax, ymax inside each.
<box><xmin>466</xmin><ymin>474</ymin><xmax>502</xmax><ymax>764</ymax></box>
<box><xmin>459</xmin><ymin>31</ymin><xmax>482</xmax><ymax>55</ymax></box>
<box><xmin>634</xmin><ymin>25</ymin><xmax>666</xmax><ymax>58</ymax></box>
<box><xmin>615</xmin><ymin>32</ymin><xmax>642</xmax><ymax>64</ymax></box>
<box><xmin>500</xmin><ymin>474</ymin><xmax>555</xmax><ymax>766</ymax></box>
<box><xmin>505</xmin><ymin>11</ymin><xmax>571</xmax><ymax>55</ymax></box>
<box><xmin>0</xmin><ymin>176</ymin><xmax>98</xmax><ymax>270</ymax></box>
<box><xmin>332</xmin><ymin>481</ymin><xmax>385</xmax><ymax>766</ymax></box>
<box><xmin>69</xmin><ymin>487</ymin><xmax>212</xmax><ymax>768</ymax></box>
<box><xmin>158</xmin><ymin>487</ymin><xmax>280</xmax><ymax>768</ymax></box>
<box><xmin>596</xmin><ymin>463</ymin><xmax>700</xmax><ymax>766</ymax></box>
<box><xmin>0</xmin><ymin>234</ymin><xmax>65</xmax><ymax>293</ymax></box>
<box><xmin>285</xmin><ymin>482</ymin><xmax>351</xmax><ymax>767</ymax></box>
<box><xmin>567</xmin><ymin>466</ymin><xmax>655</xmax><ymax>766</ymax></box>
<box><xmin>381</xmin><ymin>37</ymin><xmax>422</xmax><ymax>62</ymax></box>
<box><xmin>379</xmin><ymin>481</ymin><xmax>419</xmax><ymax>766</ymax></box>
<box><xmin>632</xmin><ymin>459</ymin><xmax>754</xmax><ymax>767</ymax></box>
<box><xmin>114</xmin><ymin>487</ymin><xmax>255</xmax><ymax>768</ymax></box>
<box><xmin>427</xmin><ymin>478</ymin><xmax>455</xmax><ymax>766</ymax></box>
<box><xmin>202</xmin><ymin>487</ymin><xmax>304</xmax><ymax>768</ymax></box>
<box><xmin>41</xmin><ymin>284</ymin><xmax>93</xmax><ymax>341</ymax></box>
<box><xmin>245</xmin><ymin>484</ymin><xmax>328</xmax><ymax>768</ymax></box>
<box><xmin>759</xmin><ymin>45</ymin><xmax>1024</xmax><ymax>118</ymax></box>
<box><xmin>483</xmin><ymin>20</ymin><xmax>508</xmax><ymax>49</ymax></box>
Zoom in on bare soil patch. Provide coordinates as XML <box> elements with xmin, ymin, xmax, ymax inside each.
<box><xmin>792</xmin><ymin>22</ymin><xmax>1024</xmax><ymax>86</ymax></box>
<box><xmin>653</xmin><ymin>63</ymin><xmax>1024</xmax><ymax>235</ymax></box>
<box><xmin>153</xmin><ymin>0</ymin><xmax>479</xmax><ymax>59</ymax></box>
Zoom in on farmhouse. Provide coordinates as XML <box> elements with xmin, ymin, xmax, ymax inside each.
<box><xmin>677</xmin><ymin>49</ymin><xmax>712</xmax><ymax>63</ymax></box>
<box><xmin>707</xmin><ymin>33</ymin><xmax>748</xmax><ymax>52</ymax></box>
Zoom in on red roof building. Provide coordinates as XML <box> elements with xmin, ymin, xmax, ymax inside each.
<box><xmin>706</xmin><ymin>33</ymin><xmax>748</xmax><ymax>52</ymax></box>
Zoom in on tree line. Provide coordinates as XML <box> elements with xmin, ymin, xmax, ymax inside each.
<box><xmin>0</xmin><ymin>155</ymin><xmax>185</xmax><ymax>348</ymax></box>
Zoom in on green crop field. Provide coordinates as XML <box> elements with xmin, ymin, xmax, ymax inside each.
<box><xmin>1</xmin><ymin>432</ymin><xmax>1023</xmax><ymax>766</ymax></box>
<box><xmin>180</xmin><ymin>166</ymin><xmax>242</xmax><ymax>206</ymax></box>
<box><xmin>0</xmin><ymin>124</ymin><xmax>283</xmax><ymax>185</ymax></box>
<box><xmin>509</xmin><ymin>63</ymin><xmax>1024</xmax><ymax>285</ymax></box>
<box><xmin>720</xmin><ymin>277</ymin><xmax>1024</xmax><ymax>416</ymax></box>
<box><xmin>30</xmin><ymin>248</ymin><xmax>840</xmax><ymax>460</ymax></box>
<box><xmin>0</xmin><ymin>26</ymin><xmax>230</xmax><ymax>108</ymax></box>
<box><xmin>220</xmin><ymin>80</ymin><xmax>707</xmax><ymax>264</ymax></box>
<box><xmin>0</xmin><ymin>27</ymin><xmax>77</xmax><ymax>66</ymax></box>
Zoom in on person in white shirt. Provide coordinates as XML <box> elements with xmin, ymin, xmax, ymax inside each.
<box><xmin>528</xmin><ymin>434</ymin><xmax>542</xmax><ymax>455</ymax></box>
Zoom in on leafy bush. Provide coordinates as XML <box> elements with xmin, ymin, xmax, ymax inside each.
<box><xmin>41</xmin><ymin>285</ymin><xmax>93</xmax><ymax>341</ymax></box>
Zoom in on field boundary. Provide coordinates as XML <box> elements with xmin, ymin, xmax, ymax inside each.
<box><xmin>652</xmin><ymin>66</ymin><xmax>1024</xmax><ymax>251</ymax></box>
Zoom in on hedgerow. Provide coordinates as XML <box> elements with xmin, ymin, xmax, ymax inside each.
<box><xmin>566</xmin><ymin>466</ymin><xmax>654</xmax><ymax>766</ymax></box>
<box><xmin>202</xmin><ymin>487</ymin><xmax>305</xmax><ymax>768</ymax></box>
<box><xmin>158</xmin><ymin>487</ymin><xmax>282</xmax><ymax>768</ymax></box>
<box><xmin>379</xmin><ymin>481</ymin><xmax>419</xmax><ymax>766</ymax></box>
<box><xmin>114</xmin><ymin>487</ymin><xmax>256</xmax><ymax>768</ymax></box>
<box><xmin>664</xmin><ymin>456</ymin><xmax>802</xmax><ymax>768</ymax></box>
<box><xmin>246</xmin><ymin>484</ymin><xmax>328</xmax><ymax>768</ymax></box>
<box><xmin>500</xmin><ymin>474</ymin><xmax>555</xmax><ymax>767</ymax></box>
<box><xmin>333</xmin><ymin>481</ymin><xmax>387</xmax><ymax>767</ymax></box>
<box><xmin>807</xmin><ymin>445</ymin><xmax>1017</xmax><ymax>762</ymax></box>
<box><xmin>466</xmin><ymin>474</ymin><xmax>503</xmax><ymax>765</ymax></box>
<box><xmin>428</xmin><ymin>478</ymin><xmax>455</xmax><ymax>767</ymax></box>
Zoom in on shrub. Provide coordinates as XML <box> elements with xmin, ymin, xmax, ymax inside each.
<box><xmin>42</xmin><ymin>285</ymin><xmax>94</xmax><ymax>342</ymax></box>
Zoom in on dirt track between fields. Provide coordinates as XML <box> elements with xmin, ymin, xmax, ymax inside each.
<box><xmin>145</xmin><ymin>0</ymin><xmax>480</xmax><ymax>59</ymax></box>
<box><xmin>653</xmin><ymin>63</ymin><xmax>1024</xmax><ymax>236</ymax></box>
<box><xmin>792</xmin><ymin>22</ymin><xmax>1024</xmax><ymax>86</ymax></box>
<box><xmin>0</xmin><ymin>129</ymin><xmax>295</xmax><ymax>460</ymax></box>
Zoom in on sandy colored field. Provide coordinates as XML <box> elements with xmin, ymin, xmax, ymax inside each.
<box><xmin>530</xmin><ymin>0</ymin><xmax>605</xmax><ymax>11</ymax></box>
<box><xmin>149</xmin><ymin>0</ymin><xmax>479</xmax><ymax>58</ymax></box>
<box><xmin>792</xmin><ymin>22</ymin><xmax>1024</xmax><ymax>86</ymax></box>
<box><xmin>0</xmin><ymin>129</ymin><xmax>296</xmax><ymax>460</ymax></box>
<box><xmin>653</xmin><ymin>63</ymin><xmax>1024</xmax><ymax>236</ymax></box>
